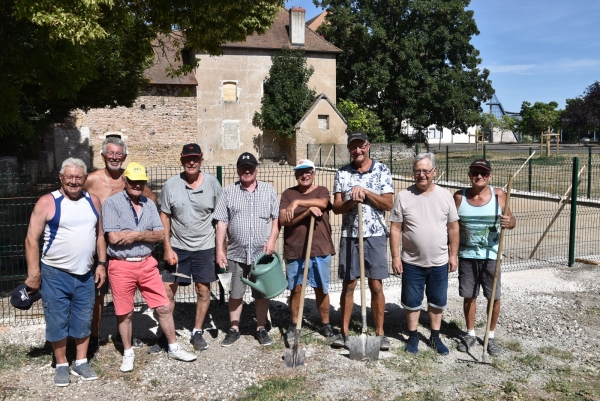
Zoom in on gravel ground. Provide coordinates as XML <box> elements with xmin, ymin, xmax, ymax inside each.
<box><xmin>0</xmin><ymin>263</ymin><xmax>599</xmax><ymax>400</ymax></box>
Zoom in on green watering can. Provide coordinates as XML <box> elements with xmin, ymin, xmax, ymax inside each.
<box><xmin>240</xmin><ymin>251</ymin><xmax>287</xmax><ymax>299</ymax></box>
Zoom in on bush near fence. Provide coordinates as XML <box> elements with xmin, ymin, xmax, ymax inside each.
<box><xmin>1</xmin><ymin>147</ymin><xmax>600</xmax><ymax>325</ymax></box>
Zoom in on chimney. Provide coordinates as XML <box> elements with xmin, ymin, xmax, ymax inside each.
<box><xmin>289</xmin><ymin>6</ymin><xmax>306</xmax><ymax>47</ymax></box>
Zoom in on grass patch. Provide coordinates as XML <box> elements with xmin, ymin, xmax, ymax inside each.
<box><xmin>515</xmin><ymin>353</ymin><xmax>545</xmax><ymax>371</ymax></box>
<box><xmin>501</xmin><ymin>380</ymin><xmax>522</xmax><ymax>396</ymax></box>
<box><xmin>502</xmin><ymin>339</ymin><xmax>523</xmax><ymax>352</ymax></box>
<box><xmin>587</xmin><ymin>307</ymin><xmax>600</xmax><ymax>316</ymax></box>
<box><xmin>544</xmin><ymin>369</ymin><xmax>600</xmax><ymax>400</ymax></box>
<box><xmin>241</xmin><ymin>376</ymin><xmax>311</xmax><ymax>400</ymax></box>
<box><xmin>539</xmin><ymin>346</ymin><xmax>574</xmax><ymax>361</ymax></box>
<box><xmin>394</xmin><ymin>389</ymin><xmax>444</xmax><ymax>401</ymax></box>
<box><xmin>0</xmin><ymin>342</ymin><xmax>52</xmax><ymax>372</ymax></box>
<box><xmin>392</xmin><ymin>348</ymin><xmax>439</xmax><ymax>376</ymax></box>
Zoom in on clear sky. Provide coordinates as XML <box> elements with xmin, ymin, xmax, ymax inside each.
<box><xmin>285</xmin><ymin>0</ymin><xmax>600</xmax><ymax>113</ymax></box>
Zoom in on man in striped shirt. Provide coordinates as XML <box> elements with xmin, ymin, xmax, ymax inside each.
<box><xmin>214</xmin><ymin>152</ymin><xmax>280</xmax><ymax>347</ymax></box>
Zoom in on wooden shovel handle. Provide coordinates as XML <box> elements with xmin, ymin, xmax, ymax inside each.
<box><xmin>296</xmin><ymin>215</ymin><xmax>315</xmax><ymax>331</ymax></box>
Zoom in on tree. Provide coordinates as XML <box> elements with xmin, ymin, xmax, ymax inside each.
<box><xmin>315</xmin><ymin>0</ymin><xmax>494</xmax><ymax>141</ymax></box>
<box><xmin>518</xmin><ymin>101</ymin><xmax>561</xmax><ymax>138</ymax></box>
<box><xmin>254</xmin><ymin>48</ymin><xmax>316</xmax><ymax>139</ymax></box>
<box><xmin>1</xmin><ymin>0</ymin><xmax>284</xmax><ymax>157</ymax></box>
<box><xmin>561</xmin><ymin>81</ymin><xmax>600</xmax><ymax>133</ymax></box>
<box><xmin>336</xmin><ymin>99</ymin><xmax>385</xmax><ymax>142</ymax></box>
<box><xmin>496</xmin><ymin>114</ymin><xmax>519</xmax><ymax>140</ymax></box>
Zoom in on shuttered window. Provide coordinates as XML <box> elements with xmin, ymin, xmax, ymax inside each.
<box><xmin>318</xmin><ymin>115</ymin><xmax>329</xmax><ymax>130</ymax></box>
<box><xmin>223</xmin><ymin>82</ymin><xmax>237</xmax><ymax>102</ymax></box>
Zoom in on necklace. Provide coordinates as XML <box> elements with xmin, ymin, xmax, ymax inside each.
<box><xmin>103</xmin><ymin>169</ymin><xmax>122</xmax><ymax>191</ymax></box>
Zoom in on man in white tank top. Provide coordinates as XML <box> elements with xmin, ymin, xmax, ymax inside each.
<box><xmin>24</xmin><ymin>158</ymin><xmax>106</xmax><ymax>387</ymax></box>
<box><xmin>453</xmin><ymin>159</ymin><xmax>516</xmax><ymax>357</ymax></box>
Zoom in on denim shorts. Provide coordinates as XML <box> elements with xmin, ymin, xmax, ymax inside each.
<box><xmin>162</xmin><ymin>247</ymin><xmax>219</xmax><ymax>285</ymax></box>
<box><xmin>401</xmin><ymin>262</ymin><xmax>448</xmax><ymax>311</ymax></box>
<box><xmin>286</xmin><ymin>255</ymin><xmax>332</xmax><ymax>294</ymax></box>
<box><xmin>40</xmin><ymin>263</ymin><xmax>95</xmax><ymax>342</ymax></box>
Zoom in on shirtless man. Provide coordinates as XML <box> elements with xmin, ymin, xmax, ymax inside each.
<box><xmin>83</xmin><ymin>136</ymin><xmax>156</xmax><ymax>357</ymax></box>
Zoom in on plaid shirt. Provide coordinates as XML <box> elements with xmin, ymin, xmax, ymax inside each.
<box><xmin>213</xmin><ymin>180</ymin><xmax>279</xmax><ymax>264</ymax></box>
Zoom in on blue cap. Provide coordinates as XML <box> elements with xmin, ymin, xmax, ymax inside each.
<box><xmin>10</xmin><ymin>283</ymin><xmax>41</xmax><ymax>310</ymax></box>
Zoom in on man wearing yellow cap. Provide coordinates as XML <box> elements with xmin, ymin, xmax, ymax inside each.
<box><xmin>102</xmin><ymin>162</ymin><xmax>196</xmax><ymax>372</ymax></box>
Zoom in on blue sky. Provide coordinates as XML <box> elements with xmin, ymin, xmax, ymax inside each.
<box><xmin>285</xmin><ymin>0</ymin><xmax>600</xmax><ymax>113</ymax></box>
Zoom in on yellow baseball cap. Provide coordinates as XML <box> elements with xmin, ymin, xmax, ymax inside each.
<box><xmin>123</xmin><ymin>162</ymin><xmax>148</xmax><ymax>181</ymax></box>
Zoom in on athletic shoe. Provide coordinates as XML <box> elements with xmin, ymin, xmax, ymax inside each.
<box><xmin>487</xmin><ymin>338</ymin><xmax>502</xmax><ymax>357</ymax></box>
<box><xmin>256</xmin><ymin>328</ymin><xmax>273</xmax><ymax>346</ymax></box>
<box><xmin>319</xmin><ymin>324</ymin><xmax>336</xmax><ymax>339</ymax></box>
<box><xmin>283</xmin><ymin>324</ymin><xmax>296</xmax><ymax>342</ymax></box>
<box><xmin>148</xmin><ymin>334</ymin><xmax>168</xmax><ymax>354</ymax></box>
<box><xmin>87</xmin><ymin>336</ymin><xmax>99</xmax><ymax>359</ymax></box>
<box><xmin>331</xmin><ymin>333</ymin><xmax>349</xmax><ymax>349</ymax></box>
<box><xmin>457</xmin><ymin>334</ymin><xmax>477</xmax><ymax>353</ymax></box>
<box><xmin>221</xmin><ymin>329</ymin><xmax>240</xmax><ymax>347</ymax></box>
<box><xmin>168</xmin><ymin>347</ymin><xmax>197</xmax><ymax>362</ymax></box>
<box><xmin>54</xmin><ymin>366</ymin><xmax>70</xmax><ymax>387</ymax></box>
<box><xmin>379</xmin><ymin>336</ymin><xmax>391</xmax><ymax>351</ymax></box>
<box><xmin>71</xmin><ymin>362</ymin><xmax>98</xmax><ymax>381</ymax></box>
<box><xmin>192</xmin><ymin>331</ymin><xmax>208</xmax><ymax>351</ymax></box>
<box><xmin>120</xmin><ymin>354</ymin><xmax>134</xmax><ymax>372</ymax></box>
<box><xmin>405</xmin><ymin>336</ymin><xmax>419</xmax><ymax>354</ymax></box>
<box><xmin>430</xmin><ymin>336</ymin><xmax>449</xmax><ymax>355</ymax></box>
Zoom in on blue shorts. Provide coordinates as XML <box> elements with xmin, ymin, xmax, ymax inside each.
<box><xmin>162</xmin><ymin>247</ymin><xmax>218</xmax><ymax>285</ymax></box>
<box><xmin>401</xmin><ymin>262</ymin><xmax>448</xmax><ymax>311</ymax></box>
<box><xmin>40</xmin><ymin>263</ymin><xmax>95</xmax><ymax>342</ymax></box>
<box><xmin>286</xmin><ymin>255</ymin><xmax>332</xmax><ymax>294</ymax></box>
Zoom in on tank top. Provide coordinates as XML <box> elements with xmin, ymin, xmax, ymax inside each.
<box><xmin>41</xmin><ymin>190</ymin><xmax>98</xmax><ymax>274</ymax></box>
<box><xmin>457</xmin><ymin>186</ymin><xmax>501</xmax><ymax>260</ymax></box>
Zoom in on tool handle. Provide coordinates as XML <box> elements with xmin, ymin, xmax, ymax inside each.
<box><xmin>358</xmin><ymin>202</ymin><xmax>367</xmax><ymax>334</ymax></box>
<box><xmin>296</xmin><ymin>215</ymin><xmax>315</xmax><ymax>331</ymax></box>
<box><xmin>483</xmin><ymin>174</ymin><xmax>513</xmax><ymax>360</ymax></box>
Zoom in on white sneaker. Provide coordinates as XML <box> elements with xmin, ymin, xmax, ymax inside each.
<box><xmin>120</xmin><ymin>353</ymin><xmax>135</xmax><ymax>372</ymax></box>
<box><xmin>168</xmin><ymin>347</ymin><xmax>197</xmax><ymax>362</ymax></box>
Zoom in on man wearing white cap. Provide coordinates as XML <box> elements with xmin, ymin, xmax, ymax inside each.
<box><xmin>279</xmin><ymin>159</ymin><xmax>336</xmax><ymax>342</ymax></box>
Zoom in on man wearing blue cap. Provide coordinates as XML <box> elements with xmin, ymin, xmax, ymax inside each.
<box><xmin>24</xmin><ymin>157</ymin><xmax>106</xmax><ymax>386</ymax></box>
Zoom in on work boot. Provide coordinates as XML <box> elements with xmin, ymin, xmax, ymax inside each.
<box><xmin>457</xmin><ymin>334</ymin><xmax>477</xmax><ymax>353</ymax></box>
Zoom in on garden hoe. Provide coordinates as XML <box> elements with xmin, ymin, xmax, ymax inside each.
<box><xmin>347</xmin><ymin>202</ymin><xmax>380</xmax><ymax>362</ymax></box>
<box><xmin>284</xmin><ymin>215</ymin><xmax>315</xmax><ymax>368</ymax></box>
<box><xmin>459</xmin><ymin>175</ymin><xmax>513</xmax><ymax>365</ymax></box>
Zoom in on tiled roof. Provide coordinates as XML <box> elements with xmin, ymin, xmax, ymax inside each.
<box><xmin>221</xmin><ymin>9</ymin><xmax>341</xmax><ymax>53</ymax></box>
<box><xmin>145</xmin><ymin>32</ymin><xmax>198</xmax><ymax>85</ymax></box>
<box><xmin>295</xmin><ymin>93</ymin><xmax>347</xmax><ymax>128</ymax></box>
<box><xmin>306</xmin><ymin>11</ymin><xmax>328</xmax><ymax>31</ymax></box>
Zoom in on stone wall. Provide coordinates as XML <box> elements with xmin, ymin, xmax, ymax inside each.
<box><xmin>306</xmin><ymin>142</ymin><xmax>414</xmax><ymax>168</ymax></box>
<box><xmin>52</xmin><ymin>84</ymin><xmax>197</xmax><ymax>169</ymax></box>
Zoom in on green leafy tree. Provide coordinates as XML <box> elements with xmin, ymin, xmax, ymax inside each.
<box><xmin>561</xmin><ymin>81</ymin><xmax>600</xmax><ymax>134</ymax></box>
<box><xmin>477</xmin><ymin>112</ymin><xmax>498</xmax><ymax>138</ymax></box>
<box><xmin>254</xmin><ymin>48</ymin><xmax>316</xmax><ymax>139</ymax></box>
<box><xmin>336</xmin><ymin>99</ymin><xmax>385</xmax><ymax>142</ymax></box>
<box><xmin>518</xmin><ymin>101</ymin><xmax>561</xmax><ymax>138</ymax></box>
<box><xmin>495</xmin><ymin>114</ymin><xmax>520</xmax><ymax>140</ymax></box>
<box><xmin>316</xmin><ymin>0</ymin><xmax>494</xmax><ymax>141</ymax></box>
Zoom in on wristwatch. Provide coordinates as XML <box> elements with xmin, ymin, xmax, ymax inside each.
<box><xmin>97</xmin><ymin>261</ymin><xmax>107</xmax><ymax>267</ymax></box>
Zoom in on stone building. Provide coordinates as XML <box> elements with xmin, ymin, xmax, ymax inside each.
<box><xmin>52</xmin><ymin>7</ymin><xmax>346</xmax><ymax>169</ymax></box>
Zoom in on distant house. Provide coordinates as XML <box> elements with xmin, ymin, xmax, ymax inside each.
<box><xmin>51</xmin><ymin>7</ymin><xmax>345</xmax><ymax>169</ymax></box>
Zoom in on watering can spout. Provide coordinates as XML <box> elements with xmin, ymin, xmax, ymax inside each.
<box><xmin>239</xmin><ymin>252</ymin><xmax>287</xmax><ymax>299</ymax></box>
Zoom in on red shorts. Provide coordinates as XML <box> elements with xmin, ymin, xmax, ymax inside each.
<box><xmin>108</xmin><ymin>256</ymin><xmax>169</xmax><ymax>315</ymax></box>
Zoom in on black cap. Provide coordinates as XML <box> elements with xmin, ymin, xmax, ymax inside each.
<box><xmin>10</xmin><ymin>283</ymin><xmax>41</xmax><ymax>310</ymax></box>
<box><xmin>347</xmin><ymin>130</ymin><xmax>369</xmax><ymax>144</ymax></box>
<box><xmin>237</xmin><ymin>152</ymin><xmax>258</xmax><ymax>167</ymax></box>
<box><xmin>470</xmin><ymin>159</ymin><xmax>492</xmax><ymax>171</ymax></box>
<box><xmin>181</xmin><ymin>143</ymin><xmax>203</xmax><ymax>157</ymax></box>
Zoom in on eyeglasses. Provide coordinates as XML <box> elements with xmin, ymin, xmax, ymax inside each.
<box><xmin>470</xmin><ymin>170</ymin><xmax>491</xmax><ymax>177</ymax></box>
<box><xmin>413</xmin><ymin>168</ymin><xmax>436</xmax><ymax>175</ymax></box>
<box><xmin>295</xmin><ymin>170</ymin><xmax>315</xmax><ymax>176</ymax></box>
<box><xmin>104</xmin><ymin>151</ymin><xmax>124</xmax><ymax>158</ymax></box>
<box><xmin>60</xmin><ymin>174</ymin><xmax>85</xmax><ymax>182</ymax></box>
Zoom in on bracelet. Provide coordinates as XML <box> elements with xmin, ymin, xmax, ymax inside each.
<box><xmin>97</xmin><ymin>261</ymin><xmax>107</xmax><ymax>266</ymax></box>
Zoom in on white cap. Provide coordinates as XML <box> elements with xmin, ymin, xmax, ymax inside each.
<box><xmin>294</xmin><ymin>159</ymin><xmax>315</xmax><ymax>170</ymax></box>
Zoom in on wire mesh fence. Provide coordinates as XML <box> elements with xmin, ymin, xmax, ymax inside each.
<box><xmin>1</xmin><ymin>146</ymin><xmax>599</xmax><ymax>325</ymax></box>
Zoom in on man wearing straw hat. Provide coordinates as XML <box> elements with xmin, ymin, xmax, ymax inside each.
<box><xmin>148</xmin><ymin>143</ymin><xmax>222</xmax><ymax>354</ymax></box>
<box><xmin>453</xmin><ymin>159</ymin><xmax>516</xmax><ymax>356</ymax></box>
<box><xmin>279</xmin><ymin>159</ymin><xmax>336</xmax><ymax>342</ymax></box>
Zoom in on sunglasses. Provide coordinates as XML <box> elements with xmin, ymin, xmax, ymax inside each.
<box><xmin>470</xmin><ymin>170</ymin><xmax>491</xmax><ymax>177</ymax></box>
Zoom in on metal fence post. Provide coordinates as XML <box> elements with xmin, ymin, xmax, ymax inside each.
<box><xmin>445</xmin><ymin>146</ymin><xmax>449</xmax><ymax>183</ymax></box>
<box><xmin>319</xmin><ymin>144</ymin><xmax>322</xmax><ymax>167</ymax></box>
<box><xmin>483</xmin><ymin>144</ymin><xmax>487</xmax><ymax>160</ymax></box>
<box><xmin>528</xmin><ymin>147</ymin><xmax>533</xmax><ymax>193</ymax></box>
<box><xmin>415</xmin><ymin>143</ymin><xmax>419</xmax><ymax>156</ymax></box>
<box><xmin>389</xmin><ymin>143</ymin><xmax>393</xmax><ymax>173</ymax></box>
<box><xmin>588</xmin><ymin>146</ymin><xmax>592</xmax><ymax>199</ymax></box>
<box><xmin>307</xmin><ymin>144</ymin><xmax>309</xmax><ymax>159</ymax></box>
<box><xmin>568</xmin><ymin>157</ymin><xmax>579</xmax><ymax>266</ymax></box>
<box><xmin>333</xmin><ymin>143</ymin><xmax>336</xmax><ymax>168</ymax></box>
<box><xmin>216</xmin><ymin>166</ymin><xmax>225</xmax><ymax>304</ymax></box>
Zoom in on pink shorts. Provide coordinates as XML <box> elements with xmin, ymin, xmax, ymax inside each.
<box><xmin>108</xmin><ymin>256</ymin><xmax>169</xmax><ymax>315</ymax></box>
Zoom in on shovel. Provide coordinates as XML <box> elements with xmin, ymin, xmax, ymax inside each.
<box><xmin>284</xmin><ymin>215</ymin><xmax>315</xmax><ymax>368</ymax></box>
<box><xmin>347</xmin><ymin>202</ymin><xmax>380</xmax><ymax>362</ymax></box>
<box><xmin>217</xmin><ymin>262</ymin><xmax>232</xmax><ymax>293</ymax></box>
<box><xmin>459</xmin><ymin>175</ymin><xmax>513</xmax><ymax>365</ymax></box>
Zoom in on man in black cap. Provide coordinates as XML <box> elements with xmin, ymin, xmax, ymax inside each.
<box><xmin>331</xmin><ymin>131</ymin><xmax>394</xmax><ymax>351</ymax></box>
<box><xmin>453</xmin><ymin>159</ymin><xmax>516</xmax><ymax>357</ymax></box>
<box><xmin>148</xmin><ymin>143</ymin><xmax>222</xmax><ymax>353</ymax></box>
<box><xmin>214</xmin><ymin>152</ymin><xmax>280</xmax><ymax>347</ymax></box>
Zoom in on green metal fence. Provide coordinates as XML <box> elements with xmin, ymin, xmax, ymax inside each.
<box><xmin>1</xmin><ymin>149</ymin><xmax>599</xmax><ymax>325</ymax></box>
